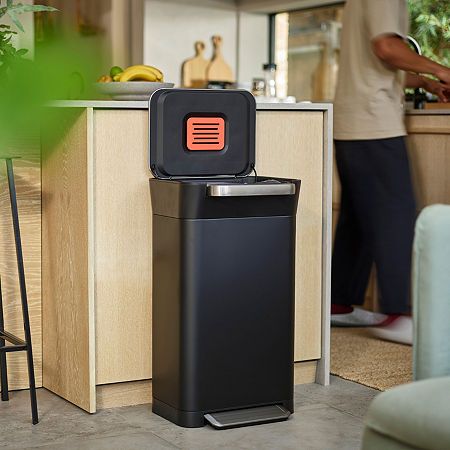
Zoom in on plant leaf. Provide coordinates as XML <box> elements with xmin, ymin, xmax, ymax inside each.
<box><xmin>16</xmin><ymin>48</ymin><xmax>27</xmax><ymax>56</ymax></box>
<box><xmin>22</xmin><ymin>5</ymin><xmax>58</xmax><ymax>12</ymax></box>
<box><xmin>9</xmin><ymin>4</ymin><xmax>58</xmax><ymax>14</ymax></box>
<box><xmin>7</xmin><ymin>9</ymin><xmax>24</xmax><ymax>32</ymax></box>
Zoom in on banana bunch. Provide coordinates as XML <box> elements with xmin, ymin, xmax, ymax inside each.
<box><xmin>116</xmin><ymin>65</ymin><xmax>164</xmax><ymax>82</ymax></box>
<box><xmin>97</xmin><ymin>65</ymin><xmax>164</xmax><ymax>83</ymax></box>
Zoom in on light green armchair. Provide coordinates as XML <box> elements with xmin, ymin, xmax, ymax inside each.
<box><xmin>362</xmin><ymin>205</ymin><xmax>450</xmax><ymax>450</ymax></box>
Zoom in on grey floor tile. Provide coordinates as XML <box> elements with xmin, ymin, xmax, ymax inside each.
<box><xmin>30</xmin><ymin>432</ymin><xmax>178</xmax><ymax>450</ymax></box>
<box><xmin>0</xmin><ymin>377</ymin><xmax>375</xmax><ymax>450</ymax></box>
<box><xmin>0</xmin><ymin>391</ymin><xmax>143</xmax><ymax>449</ymax></box>
<box><xmin>149</xmin><ymin>405</ymin><xmax>364</xmax><ymax>450</ymax></box>
<box><xmin>295</xmin><ymin>375</ymin><xmax>380</xmax><ymax>419</ymax></box>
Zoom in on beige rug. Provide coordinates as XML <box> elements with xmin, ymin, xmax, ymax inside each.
<box><xmin>331</xmin><ymin>327</ymin><xmax>412</xmax><ymax>391</ymax></box>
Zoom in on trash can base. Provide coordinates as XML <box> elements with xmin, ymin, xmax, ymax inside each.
<box><xmin>152</xmin><ymin>397</ymin><xmax>294</xmax><ymax>429</ymax></box>
<box><xmin>152</xmin><ymin>398</ymin><xmax>205</xmax><ymax>428</ymax></box>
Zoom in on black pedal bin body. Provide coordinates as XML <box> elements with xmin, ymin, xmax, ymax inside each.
<box><xmin>150</xmin><ymin>180</ymin><xmax>300</xmax><ymax>427</ymax></box>
<box><xmin>148</xmin><ymin>89</ymin><xmax>301</xmax><ymax>428</ymax></box>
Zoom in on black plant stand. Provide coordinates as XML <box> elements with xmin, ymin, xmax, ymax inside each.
<box><xmin>0</xmin><ymin>157</ymin><xmax>38</xmax><ymax>425</ymax></box>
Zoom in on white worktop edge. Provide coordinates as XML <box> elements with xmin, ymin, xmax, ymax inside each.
<box><xmin>405</xmin><ymin>109</ymin><xmax>450</xmax><ymax>115</ymax></box>
<box><xmin>49</xmin><ymin>100</ymin><xmax>333</xmax><ymax>112</ymax></box>
<box><xmin>48</xmin><ymin>100</ymin><xmax>449</xmax><ymax>115</ymax></box>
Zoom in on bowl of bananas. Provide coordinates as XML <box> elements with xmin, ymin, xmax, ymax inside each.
<box><xmin>96</xmin><ymin>65</ymin><xmax>174</xmax><ymax>100</ymax></box>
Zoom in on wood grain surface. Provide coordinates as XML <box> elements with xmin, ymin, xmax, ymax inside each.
<box><xmin>255</xmin><ymin>111</ymin><xmax>324</xmax><ymax>362</ymax></box>
<box><xmin>42</xmin><ymin>108</ymin><xmax>96</xmax><ymax>412</ymax></box>
<box><xmin>94</xmin><ymin>110</ymin><xmax>153</xmax><ymax>385</ymax></box>
<box><xmin>294</xmin><ymin>360</ymin><xmax>317</xmax><ymax>385</ymax></box>
<box><xmin>95</xmin><ymin>109</ymin><xmax>325</xmax><ymax>385</ymax></box>
<box><xmin>96</xmin><ymin>379</ymin><xmax>152</xmax><ymax>409</ymax></box>
<box><xmin>0</xmin><ymin>137</ymin><xmax>41</xmax><ymax>391</ymax></box>
<box><xmin>406</xmin><ymin>114</ymin><xmax>450</xmax><ymax>135</ymax></box>
<box><xmin>406</xmin><ymin>116</ymin><xmax>450</xmax><ymax>209</ymax></box>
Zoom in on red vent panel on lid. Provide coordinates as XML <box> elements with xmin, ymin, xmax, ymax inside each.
<box><xmin>186</xmin><ymin>117</ymin><xmax>225</xmax><ymax>151</ymax></box>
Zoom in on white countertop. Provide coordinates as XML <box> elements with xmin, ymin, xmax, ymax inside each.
<box><xmin>405</xmin><ymin>108</ymin><xmax>450</xmax><ymax>115</ymax></box>
<box><xmin>49</xmin><ymin>100</ymin><xmax>333</xmax><ymax>112</ymax></box>
<box><xmin>49</xmin><ymin>100</ymin><xmax>450</xmax><ymax>115</ymax></box>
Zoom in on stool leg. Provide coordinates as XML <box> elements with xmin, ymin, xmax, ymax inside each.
<box><xmin>0</xmin><ymin>277</ymin><xmax>9</xmax><ymax>402</ymax></box>
<box><xmin>6</xmin><ymin>159</ymin><xmax>38</xmax><ymax>424</ymax></box>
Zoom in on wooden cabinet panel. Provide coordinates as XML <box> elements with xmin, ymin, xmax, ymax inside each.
<box><xmin>408</xmin><ymin>135</ymin><xmax>450</xmax><ymax>209</ymax></box>
<box><xmin>42</xmin><ymin>109</ymin><xmax>96</xmax><ymax>412</ymax></box>
<box><xmin>94</xmin><ymin>110</ymin><xmax>153</xmax><ymax>385</ymax></box>
<box><xmin>94</xmin><ymin>109</ymin><xmax>326</xmax><ymax>382</ymax></box>
<box><xmin>256</xmin><ymin>111</ymin><xmax>324</xmax><ymax>361</ymax></box>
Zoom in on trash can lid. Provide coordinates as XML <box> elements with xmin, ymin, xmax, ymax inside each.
<box><xmin>149</xmin><ymin>89</ymin><xmax>256</xmax><ymax>179</ymax></box>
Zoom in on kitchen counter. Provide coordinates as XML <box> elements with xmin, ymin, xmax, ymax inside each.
<box><xmin>9</xmin><ymin>100</ymin><xmax>447</xmax><ymax>411</ymax></box>
<box><xmin>406</xmin><ymin>108</ymin><xmax>450</xmax><ymax>115</ymax></box>
<box><xmin>50</xmin><ymin>99</ymin><xmax>333</xmax><ymax>111</ymax></box>
<box><xmin>36</xmin><ymin>100</ymin><xmax>333</xmax><ymax>413</ymax></box>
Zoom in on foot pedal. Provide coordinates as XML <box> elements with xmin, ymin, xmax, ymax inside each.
<box><xmin>204</xmin><ymin>405</ymin><xmax>290</xmax><ymax>429</ymax></box>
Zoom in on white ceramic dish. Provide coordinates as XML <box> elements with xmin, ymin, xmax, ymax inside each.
<box><xmin>95</xmin><ymin>81</ymin><xmax>175</xmax><ymax>100</ymax></box>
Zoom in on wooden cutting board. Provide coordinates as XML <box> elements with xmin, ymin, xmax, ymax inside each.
<box><xmin>206</xmin><ymin>35</ymin><xmax>234</xmax><ymax>83</ymax></box>
<box><xmin>181</xmin><ymin>41</ymin><xmax>209</xmax><ymax>88</ymax></box>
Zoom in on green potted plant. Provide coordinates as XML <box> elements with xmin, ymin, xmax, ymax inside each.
<box><xmin>0</xmin><ymin>1</ymin><xmax>57</xmax><ymax>150</ymax></box>
<box><xmin>0</xmin><ymin>1</ymin><xmax>57</xmax><ymax>71</ymax></box>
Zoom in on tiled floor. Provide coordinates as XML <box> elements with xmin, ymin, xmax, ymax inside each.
<box><xmin>0</xmin><ymin>376</ymin><xmax>379</xmax><ymax>450</ymax></box>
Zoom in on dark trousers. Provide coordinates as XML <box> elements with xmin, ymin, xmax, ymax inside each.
<box><xmin>332</xmin><ymin>137</ymin><xmax>416</xmax><ymax>314</ymax></box>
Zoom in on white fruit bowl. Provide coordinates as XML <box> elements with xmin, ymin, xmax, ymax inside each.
<box><xmin>95</xmin><ymin>81</ymin><xmax>174</xmax><ymax>100</ymax></box>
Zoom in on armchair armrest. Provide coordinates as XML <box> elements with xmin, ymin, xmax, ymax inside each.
<box><xmin>413</xmin><ymin>204</ymin><xmax>450</xmax><ymax>380</ymax></box>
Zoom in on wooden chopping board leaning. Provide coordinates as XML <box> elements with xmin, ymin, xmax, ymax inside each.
<box><xmin>181</xmin><ymin>35</ymin><xmax>234</xmax><ymax>87</ymax></box>
<box><xmin>206</xmin><ymin>35</ymin><xmax>234</xmax><ymax>83</ymax></box>
<box><xmin>181</xmin><ymin>41</ymin><xmax>209</xmax><ymax>88</ymax></box>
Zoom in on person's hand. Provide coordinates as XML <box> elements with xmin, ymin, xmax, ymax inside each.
<box><xmin>422</xmin><ymin>77</ymin><xmax>450</xmax><ymax>103</ymax></box>
<box><xmin>434</xmin><ymin>66</ymin><xmax>450</xmax><ymax>86</ymax></box>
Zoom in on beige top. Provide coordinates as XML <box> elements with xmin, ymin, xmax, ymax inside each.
<box><xmin>334</xmin><ymin>0</ymin><xmax>409</xmax><ymax>140</ymax></box>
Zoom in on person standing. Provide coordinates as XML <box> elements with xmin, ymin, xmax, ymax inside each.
<box><xmin>332</xmin><ymin>0</ymin><xmax>450</xmax><ymax>344</ymax></box>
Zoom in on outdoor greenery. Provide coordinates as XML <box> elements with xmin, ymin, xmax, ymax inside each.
<box><xmin>0</xmin><ymin>1</ymin><xmax>56</xmax><ymax>74</ymax></box>
<box><xmin>408</xmin><ymin>0</ymin><xmax>450</xmax><ymax>67</ymax></box>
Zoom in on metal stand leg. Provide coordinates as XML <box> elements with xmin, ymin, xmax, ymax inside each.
<box><xmin>6</xmin><ymin>159</ymin><xmax>38</xmax><ymax>424</ymax></box>
<box><xmin>0</xmin><ymin>277</ymin><xmax>9</xmax><ymax>402</ymax></box>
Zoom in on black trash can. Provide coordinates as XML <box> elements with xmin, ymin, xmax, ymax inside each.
<box><xmin>149</xmin><ymin>89</ymin><xmax>301</xmax><ymax>429</ymax></box>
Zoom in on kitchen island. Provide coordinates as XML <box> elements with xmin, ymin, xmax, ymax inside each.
<box><xmin>39</xmin><ymin>101</ymin><xmax>333</xmax><ymax>413</ymax></box>
<box><xmin>6</xmin><ymin>104</ymin><xmax>448</xmax><ymax>414</ymax></box>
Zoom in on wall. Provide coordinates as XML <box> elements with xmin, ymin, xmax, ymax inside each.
<box><xmin>144</xmin><ymin>0</ymin><xmax>268</xmax><ymax>86</ymax></box>
<box><xmin>237</xmin><ymin>12</ymin><xmax>268</xmax><ymax>85</ymax></box>
<box><xmin>238</xmin><ymin>0</ymin><xmax>344</xmax><ymax>13</ymax></box>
